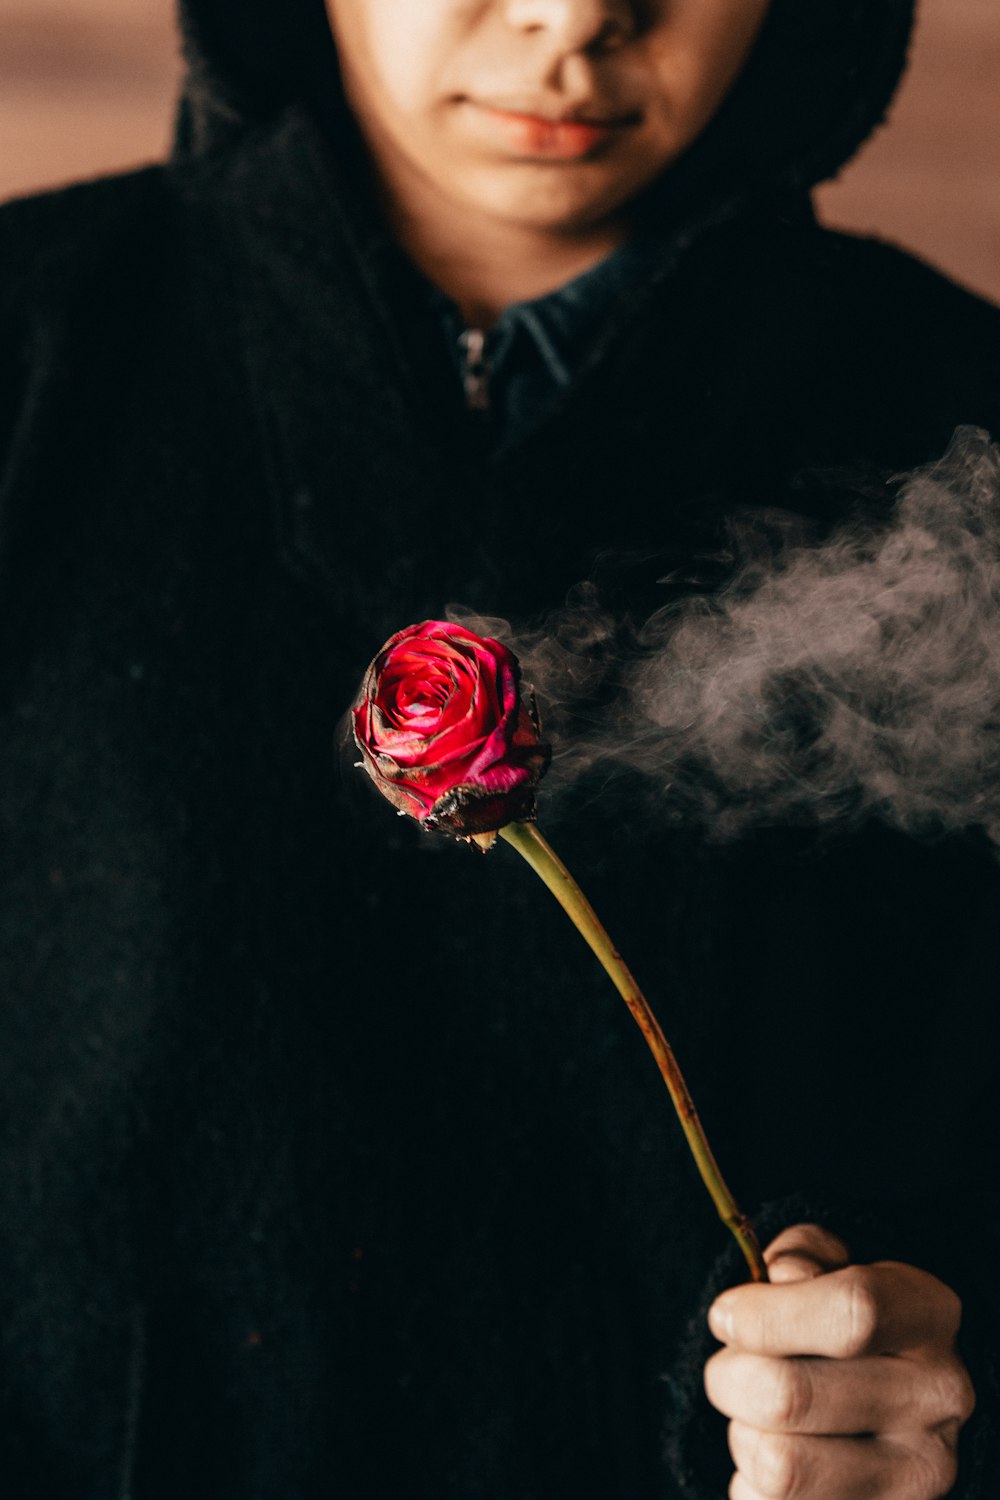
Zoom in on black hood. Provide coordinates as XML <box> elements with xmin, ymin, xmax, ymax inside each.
<box><xmin>174</xmin><ymin>0</ymin><xmax>915</xmax><ymax>209</ymax></box>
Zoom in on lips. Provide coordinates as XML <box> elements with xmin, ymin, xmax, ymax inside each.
<box><xmin>465</xmin><ymin>99</ymin><xmax>636</xmax><ymax>160</ymax></box>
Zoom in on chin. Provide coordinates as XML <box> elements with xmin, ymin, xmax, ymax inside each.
<box><xmin>468</xmin><ymin>174</ymin><xmax>638</xmax><ymax>236</ymax></box>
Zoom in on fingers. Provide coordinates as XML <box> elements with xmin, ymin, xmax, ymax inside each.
<box><xmin>727</xmin><ymin>1425</ymin><xmax>960</xmax><ymax>1500</ymax></box>
<box><xmin>705</xmin><ymin>1347</ymin><xmax>975</xmax><ymax>1436</ymax></box>
<box><xmin>764</xmin><ymin>1224</ymin><xmax>852</xmax><ymax>1284</ymax></box>
<box><xmin>709</xmin><ymin>1261</ymin><xmax>963</xmax><ymax>1358</ymax></box>
<box><xmin>709</xmin><ymin>1231</ymin><xmax>973</xmax><ymax>1500</ymax></box>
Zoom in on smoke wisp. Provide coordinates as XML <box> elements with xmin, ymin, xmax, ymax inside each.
<box><xmin>451</xmin><ymin>427</ymin><xmax>1000</xmax><ymax>842</ymax></box>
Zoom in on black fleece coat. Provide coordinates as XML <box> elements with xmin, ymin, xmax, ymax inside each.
<box><xmin>2</xmin><ymin>1</ymin><xmax>1000</xmax><ymax>1496</ymax></box>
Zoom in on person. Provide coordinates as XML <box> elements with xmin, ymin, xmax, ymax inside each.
<box><xmin>0</xmin><ymin>0</ymin><xmax>997</xmax><ymax>1495</ymax></box>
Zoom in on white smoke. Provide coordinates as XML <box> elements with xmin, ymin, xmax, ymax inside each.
<box><xmin>451</xmin><ymin>427</ymin><xmax>1000</xmax><ymax>842</ymax></box>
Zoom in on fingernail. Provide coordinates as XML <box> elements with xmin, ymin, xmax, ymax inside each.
<box><xmin>708</xmin><ymin>1297</ymin><xmax>733</xmax><ymax>1341</ymax></box>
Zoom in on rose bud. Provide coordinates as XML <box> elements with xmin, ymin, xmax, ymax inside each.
<box><xmin>352</xmin><ymin>621</ymin><xmax>550</xmax><ymax>841</ymax></box>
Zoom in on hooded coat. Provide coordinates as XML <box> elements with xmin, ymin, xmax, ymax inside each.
<box><xmin>2</xmin><ymin>1</ymin><xmax>1000</xmax><ymax>1496</ymax></box>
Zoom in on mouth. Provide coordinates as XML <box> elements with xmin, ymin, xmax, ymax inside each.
<box><xmin>464</xmin><ymin>99</ymin><xmax>639</xmax><ymax>160</ymax></box>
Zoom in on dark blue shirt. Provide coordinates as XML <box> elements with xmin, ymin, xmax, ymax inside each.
<box><xmin>431</xmin><ymin>236</ymin><xmax>663</xmax><ymax>452</ymax></box>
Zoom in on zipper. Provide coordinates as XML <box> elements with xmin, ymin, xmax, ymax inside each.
<box><xmin>458</xmin><ymin>328</ymin><xmax>490</xmax><ymax>413</ymax></box>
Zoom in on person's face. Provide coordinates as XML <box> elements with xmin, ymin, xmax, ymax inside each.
<box><xmin>325</xmin><ymin>0</ymin><xmax>773</xmax><ymax>235</ymax></box>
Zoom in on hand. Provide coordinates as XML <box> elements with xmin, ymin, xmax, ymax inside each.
<box><xmin>704</xmin><ymin>1223</ymin><xmax>975</xmax><ymax>1500</ymax></box>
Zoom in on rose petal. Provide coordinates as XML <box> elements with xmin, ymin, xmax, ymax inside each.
<box><xmin>352</xmin><ymin>620</ymin><xmax>550</xmax><ymax>833</ymax></box>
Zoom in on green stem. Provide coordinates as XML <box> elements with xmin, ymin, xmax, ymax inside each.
<box><xmin>499</xmin><ymin>820</ymin><xmax>767</xmax><ymax>1284</ymax></box>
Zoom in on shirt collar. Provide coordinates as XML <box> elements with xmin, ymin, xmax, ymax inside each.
<box><xmin>430</xmin><ymin>234</ymin><xmax>664</xmax><ymax>393</ymax></box>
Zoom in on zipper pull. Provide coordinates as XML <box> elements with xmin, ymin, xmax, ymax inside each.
<box><xmin>458</xmin><ymin>328</ymin><xmax>490</xmax><ymax>413</ymax></box>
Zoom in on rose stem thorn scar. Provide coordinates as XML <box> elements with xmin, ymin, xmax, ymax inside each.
<box><xmin>499</xmin><ymin>819</ymin><xmax>767</xmax><ymax>1284</ymax></box>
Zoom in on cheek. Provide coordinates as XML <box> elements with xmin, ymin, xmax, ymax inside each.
<box><xmin>331</xmin><ymin>1</ymin><xmax>470</xmax><ymax>123</ymax></box>
<box><xmin>644</xmin><ymin>0</ymin><xmax>771</xmax><ymax>145</ymax></box>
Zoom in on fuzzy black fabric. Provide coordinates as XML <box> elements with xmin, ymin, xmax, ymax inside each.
<box><xmin>2</xmin><ymin>1</ymin><xmax>1000</xmax><ymax>1496</ymax></box>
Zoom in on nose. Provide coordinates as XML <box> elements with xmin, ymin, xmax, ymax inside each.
<box><xmin>503</xmin><ymin>0</ymin><xmax>636</xmax><ymax>53</ymax></box>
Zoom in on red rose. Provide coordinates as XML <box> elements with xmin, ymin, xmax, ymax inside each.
<box><xmin>352</xmin><ymin>621</ymin><xmax>550</xmax><ymax>837</ymax></box>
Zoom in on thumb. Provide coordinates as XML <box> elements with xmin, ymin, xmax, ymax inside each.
<box><xmin>764</xmin><ymin>1222</ymin><xmax>852</xmax><ymax>1284</ymax></box>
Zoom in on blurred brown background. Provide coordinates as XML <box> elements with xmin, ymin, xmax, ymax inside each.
<box><xmin>2</xmin><ymin>0</ymin><xmax>999</xmax><ymax>303</ymax></box>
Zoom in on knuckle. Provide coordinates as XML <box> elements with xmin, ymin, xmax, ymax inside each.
<box><xmin>753</xmin><ymin>1431</ymin><xmax>803</xmax><ymax>1500</ymax></box>
<box><xmin>767</xmin><ymin>1361</ymin><xmax>813</xmax><ymax>1431</ymax></box>
<box><xmin>703</xmin><ymin>1348</ymin><xmax>724</xmax><ymax>1390</ymax></box>
<box><xmin>703</xmin><ymin>1349</ymin><xmax>732</xmax><ymax>1411</ymax></box>
<box><xmin>935</xmin><ymin>1358</ymin><xmax>976</xmax><ymax>1427</ymax></box>
<box><xmin>835</xmin><ymin>1265</ymin><xmax>880</xmax><ymax>1356</ymax></box>
<box><xmin>937</xmin><ymin>1283</ymin><xmax>964</xmax><ymax>1339</ymax></box>
<box><xmin>911</xmin><ymin>1434</ymin><xmax>958</xmax><ymax>1499</ymax></box>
